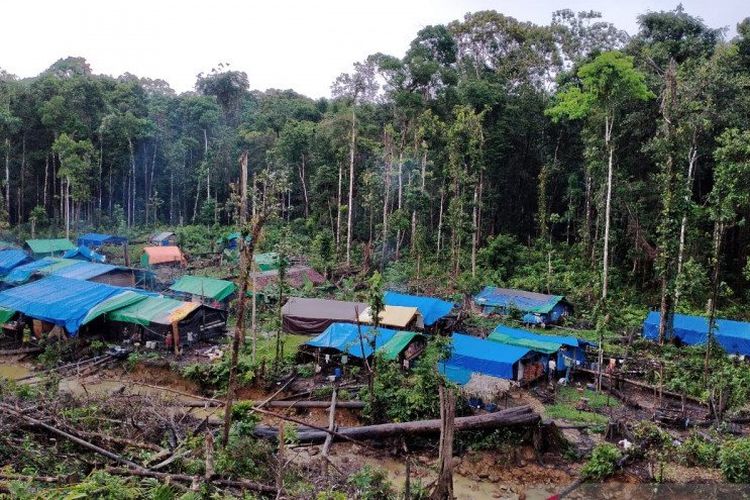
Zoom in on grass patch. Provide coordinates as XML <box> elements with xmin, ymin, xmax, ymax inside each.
<box><xmin>254</xmin><ymin>334</ymin><xmax>308</xmax><ymax>364</ymax></box>
<box><xmin>556</xmin><ymin>386</ymin><xmax>620</xmax><ymax>410</ymax></box>
<box><xmin>544</xmin><ymin>404</ymin><xmax>608</xmax><ymax>425</ymax></box>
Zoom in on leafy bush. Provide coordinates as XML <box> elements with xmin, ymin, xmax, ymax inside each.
<box><xmin>720</xmin><ymin>438</ymin><xmax>750</xmax><ymax>483</ymax></box>
<box><xmin>347</xmin><ymin>465</ymin><xmax>393</xmax><ymax>500</ymax></box>
<box><xmin>581</xmin><ymin>443</ymin><xmax>621</xmax><ymax>480</ymax></box>
<box><xmin>679</xmin><ymin>433</ymin><xmax>719</xmax><ymax>467</ymax></box>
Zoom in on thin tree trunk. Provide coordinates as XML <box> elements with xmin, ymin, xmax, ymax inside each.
<box><xmin>395</xmin><ymin>152</ymin><xmax>403</xmax><ymax>260</ymax></box>
<box><xmin>43</xmin><ymin>154</ymin><xmax>49</xmax><ymax>210</ymax></box>
<box><xmin>336</xmin><ymin>162</ymin><xmax>342</xmax><ymax>252</ymax></box>
<box><xmin>471</xmin><ymin>182</ymin><xmax>478</xmax><ymax>277</ymax></box>
<box><xmin>431</xmin><ymin>383</ymin><xmax>455</xmax><ymax>500</ymax></box>
<box><xmin>382</xmin><ymin>140</ymin><xmax>391</xmax><ymax>265</ymax></box>
<box><xmin>128</xmin><ymin>137</ymin><xmax>136</xmax><ymax>227</ymax></box>
<box><xmin>346</xmin><ymin>109</ymin><xmax>356</xmax><ymax>265</ymax></box>
<box><xmin>674</xmin><ymin>143</ymin><xmax>698</xmax><ymax>308</ymax></box>
<box><xmin>704</xmin><ymin>222</ymin><xmax>723</xmax><ymax>383</ymax></box>
<box><xmin>601</xmin><ymin>115</ymin><xmax>614</xmax><ymax>300</ymax></box>
<box><xmin>437</xmin><ymin>185</ymin><xmax>444</xmax><ymax>256</ymax></box>
<box><xmin>299</xmin><ymin>154</ymin><xmax>309</xmax><ymax>218</ymax></box>
<box><xmin>4</xmin><ymin>138</ymin><xmax>10</xmax><ymax>219</ymax></box>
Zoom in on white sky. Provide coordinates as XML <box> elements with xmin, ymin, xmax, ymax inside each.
<box><xmin>2</xmin><ymin>0</ymin><xmax>746</xmax><ymax>98</ymax></box>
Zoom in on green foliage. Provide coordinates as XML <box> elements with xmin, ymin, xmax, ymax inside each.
<box><xmin>477</xmin><ymin>233</ymin><xmax>522</xmax><ymax>279</ymax></box>
<box><xmin>347</xmin><ymin>465</ymin><xmax>393</xmax><ymax>500</ymax></box>
<box><xmin>362</xmin><ymin>338</ymin><xmax>449</xmax><ymax>423</ymax></box>
<box><xmin>720</xmin><ymin>438</ymin><xmax>750</xmax><ymax>483</ymax></box>
<box><xmin>581</xmin><ymin>443</ymin><xmax>622</xmax><ymax>480</ymax></box>
<box><xmin>679</xmin><ymin>432</ymin><xmax>720</xmax><ymax>467</ymax></box>
<box><xmin>54</xmin><ymin>470</ymin><xmax>143</xmax><ymax>499</ymax></box>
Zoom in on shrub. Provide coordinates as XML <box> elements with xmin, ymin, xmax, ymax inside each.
<box><xmin>720</xmin><ymin>438</ymin><xmax>750</xmax><ymax>483</ymax></box>
<box><xmin>680</xmin><ymin>433</ymin><xmax>719</xmax><ymax>467</ymax></box>
<box><xmin>347</xmin><ymin>465</ymin><xmax>393</xmax><ymax>500</ymax></box>
<box><xmin>581</xmin><ymin>443</ymin><xmax>621</xmax><ymax>480</ymax></box>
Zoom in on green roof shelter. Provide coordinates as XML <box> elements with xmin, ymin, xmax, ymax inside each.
<box><xmin>25</xmin><ymin>239</ymin><xmax>75</xmax><ymax>258</ymax></box>
<box><xmin>169</xmin><ymin>276</ymin><xmax>236</xmax><ymax>303</ymax></box>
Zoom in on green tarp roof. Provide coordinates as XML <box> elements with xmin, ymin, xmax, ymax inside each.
<box><xmin>0</xmin><ymin>307</ymin><xmax>16</xmax><ymax>324</ymax></box>
<box><xmin>487</xmin><ymin>331</ymin><xmax>562</xmax><ymax>354</ymax></box>
<box><xmin>169</xmin><ymin>276</ymin><xmax>236</xmax><ymax>301</ymax></box>
<box><xmin>254</xmin><ymin>252</ymin><xmax>279</xmax><ymax>271</ymax></box>
<box><xmin>108</xmin><ymin>296</ymin><xmax>199</xmax><ymax>326</ymax></box>
<box><xmin>82</xmin><ymin>291</ymin><xmax>150</xmax><ymax>325</ymax></box>
<box><xmin>378</xmin><ymin>331</ymin><xmax>421</xmax><ymax>361</ymax></box>
<box><xmin>25</xmin><ymin>239</ymin><xmax>75</xmax><ymax>254</ymax></box>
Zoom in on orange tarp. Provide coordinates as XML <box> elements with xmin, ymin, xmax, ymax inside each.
<box><xmin>143</xmin><ymin>246</ymin><xmax>186</xmax><ymax>266</ymax></box>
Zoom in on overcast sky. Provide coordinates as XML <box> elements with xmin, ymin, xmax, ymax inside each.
<box><xmin>2</xmin><ymin>0</ymin><xmax>746</xmax><ymax>97</ymax></box>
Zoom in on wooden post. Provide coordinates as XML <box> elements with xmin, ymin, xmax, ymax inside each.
<box><xmin>321</xmin><ymin>389</ymin><xmax>338</xmax><ymax>474</ymax></box>
<box><xmin>124</xmin><ymin>242</ymin><xmax>131</xmax><ymax>267</ymax></box>
<box><xmin>171</xmin><ymin>322</ymin><xmax>180</xmax><ymax>356</ymax></box>
<box><xmin>431</xmin><ymin>383</ymin><xmax>456</xmax><ymax>500</ymax></box>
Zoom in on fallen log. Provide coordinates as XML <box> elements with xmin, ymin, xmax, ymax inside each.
<box><xmin>261</xmin><ymin>400</ymin><xmax>364</xmax><ymax>409</ymax></box>
<box><xmin>0</xmin><ymin>346</ymin><xmax>43</xmax><ymax>356</ymax></box>
<box><xmin>254</xmin><ymin>405</ymin><xmax>539</xmax><ymax>444</ymax></box>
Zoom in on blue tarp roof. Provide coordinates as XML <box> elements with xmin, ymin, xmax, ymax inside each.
<box><xmin>0</xmin><ymin>249</ymin><xmax>30</xmax><ymax>275</ymax></box>
<box><xmin>0</xmin><ymin>275</ymin><xmax>145</xmax><ymax>334</ymax></box>
<box><xmin>304</xmin><ymin>322</ymin><xmax>401</xmax><ymax>358</ymax></box>
<box><xmin>384</xmin><ymin>291</ymin><xmax>454</xmax><ymax>326</ymax></box>
<box><xmin>64</xmin><ymin>246</ymin><xmax>106</xmax><ymax>263</ymax></box>
<box><xmin>3</xmin><ymin>258</ymin><xmax>59</xmax><ymax>285</ymax></box>
<box><xmin>474</xmin><ymin>286</ymin><xmax>566</xmax><ymax>314</ymax></box>
<box><xmin>442</xmin><ymin>332</ymin><xmax>530</xmax><ymax>380</ymax></box>
<box><xmin>77</xmin><ymin>233</ymin><xmax>128</xmax><ymax>247</ymax></box>
<box><xmin>644</xmin><ymin>311</ymin><xmax>750</xmax><ymax>356</ymax></box>
<box><xmin>491</xmin><ymin>324</ymin><xmax>591</xmax><ymax>348</ymax></box>
<box><xmin>49</xmin><ymin>261</ymin><xmax>118</xmax><ymax>280</ymax></box>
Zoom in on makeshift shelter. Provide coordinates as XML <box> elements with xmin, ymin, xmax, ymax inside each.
<box><xmin>281</xmin><ymin>297</ymin><xmax>367</xmax><ymax>335</ymax></box>
<box><xmin>474</xmin><ymin>286</ymin><xmax>572</xmax><ymax>325</ymax></box>
<box><xmin>218</xmin><ymin>232</ymin><xmax>251</xmax><ymax>251</ymax></box>
<box><xmin>358</xmin><ymin>305</ymin><xmax>424</xmax><ymax>330</ymax></box>
<box><xmin>488</xmin><ymin>325</ymin><xmax>590</xmax><ymax>371</ymax></box>
<box><xmin>25</xmin><ymin>239</ymin><xmax>75</xmax><ymax>258</ymax></box>
<box><xmin>4</xmin><ymin>258</ymin><xmax>78</xmax><ymax>285</ymax></box>
<box><xmin>150</xmin><ymin>232</ymin><xmax>176</xmax><ymax>246</ymax></box>
<box><xmin>643</xmin><ymin>311</ymin><xmax>750</xmax><ymax>356</ymax></box>
<box><xmin>383</xmin><ymin>291</ymin><xmax>454</xmax><ymax>327</ymax></box>
<box><xmin>46</xmin><ymin>260</ymin><xmax>141</xmax><ymax>288</ymax></box>
<box><xmin>249</xmin><ymin>266</ymin><xmax>325</xmax><ymax>293</ymax></box>
<box><xmin>303</xmin><ymin>322</ymin><xmax>421</xmax><ymax>359</ymax></box>
<box><xmin>0</xmin><ymin>249</ymin><xmax>31</xmax><ymax>276</ymax></box>
<box><xmin>64</xmin><ymin>246</ymin><xmax>106</xmax><ymax>263</ymax></box>
<box><xmin>0</xmin><ymin>275</ymin><xmax>147</xmax><ymax>335</ymax></box>
<box><xmin>169</xmin><ymin>276</ymin><xmax>236</xmax><ymax>305</ymax></box>
<box><xmin>108</xmin><ymin>296</ymin><xmax>227</xmax><ymax>348</ymax></box>
<box><xmin>439</xmin><ymin>333</ymin><xmax>540</xmax><ymax>384</ymax></box>
<box><xmin>140</xmin><ymin>246</ymin><xmax>186</xmax><ymax>268</ymax></box>
<box><xmin>77</xmin><ymin>233</ymin><xmax>128</xmax><ymax>248</ymax></box>
<box><xmin>254</xmin><ymin>252</ymin><xmax>279</xmax><ymax>271</ymax></box>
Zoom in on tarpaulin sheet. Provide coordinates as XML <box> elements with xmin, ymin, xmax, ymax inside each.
<box><xmin>0</xmin><ymin>307</ymin><xmax>16</xmax><ymax>323</ymax></box>
<box><xmin>108</xmin><ymin>296</ymin><xmax>200</xmax><ymax>326</ymax></box>
<box><xmin>643</xmin><ymin>311</ymin><xmax>750</xmax><ymax>356</ymax></box>
<box><xmin>384</xmin><ymin>291</ymin><xmax>454</xmax><ymax>327</ymax></box>
<box><xmin>142</xmin><ymin>246</ymin><xmax>186</xmax><ymax>266</ymax></box>
<box><xmin>0</xmin><ymin>275</ymin><xmax>143</xmax><ymax>334</ymax></box>
<box><xmin>49</xmin><ymin>261</ymin><xmax>118</xmax><ymax>280</ymax></box>
<box><xmin>3</xmin><ymin>258</ymin><xmax>76</xmax><ymax>285</ymax></box>
<box><xmin>254</xmin><ymin>252</ymin><xmax>279</xmax><ymax>271</ymax></box>
<box><xmin>150</xmin><ymin>232</ymin><xmax>175</xmax><ymax>245</ymax></box>
<box><xmin>359</xmin><ymin>305</ymin><xmax>421</xmax><ymax>329</ymax></box>
<box><xmin>474</xmin><ymin>286</ymin><xmax>565</xmax><ymax>314</ymax></box>
<box><xmin>77</xmin><ymin>233</ymin><xmax>128</xmax><ymax>247</ymax></box>
<box><xmin>444</xmin><ymin>333</ymin><xmax>530</xmax><ymax>380</ymax></box>
<box><xmin>438</xmin><ymin>362</ymin><xmax>473</xmax><ymax>385</ymax></box>
<box><xmin>490</xmin><ymin>325</ymin><xmax>591</xmax><ymax>367</ymax></box>
<box><xmin>0</xmin><ymin>249</ymin><xmax>30</xmax><ymax>275</ymax></box>
<box><xmin>64</xmin><ymin>246</ymin><xmax>106</xmax><ymax>263</ymax></box>
<box><xmin>378</xmin><ymin>331</ymin><xmax>421</xmax><ymax>360</ymax></box>
<box><xmin>248</xmin><ymin>266</ymin><xmax>326</xmax><ymax>291</ymax></box>
<box><xmin>170</xmin><ymin>275</ymin><xmax>236</xmax><ymax>301</ymax></box>
<box><xmin>25</xmin><ymin>239</ymin><xmax>75</xmax><ymax>255</ymax></box>
<box><xmin>304</xmin><ymin>322</ymin><xmax>399</xmax><ymax>358</ymax></box>
<box><xmin>282</xmin><ymin>297</ymin><xmax>368</xmax><ymax>335</ymax></box>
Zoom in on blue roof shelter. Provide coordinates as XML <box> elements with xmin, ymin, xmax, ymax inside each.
<box><xmin>64</xmin><ymin>246</ymin><xmax>107</xmax><ymax>263</ymax></box>
<box><xmin>643</xmin><ymin>311</ymin><xmax>750</xmax><ymax>356</ymax></box>
<box><xmin>0</xmin><ymin>249</ymin><xmax>31</xmax><ymax>276</ymax></box>
<box><xmin>77</xmin><ymin>233</ymin><xmax>128</xmax><ymax>248</ymax></box>
<box><xmin>439</xmin><ymin>333</ymin><xmax>532</xmax><ymax>382</ymax></box>
<box><xmin>474</xmin><ymin>286</ymin><xmax>572</xmax><ymax>325</ymax></box>
<box><xmin>489</xmin><ymin>325</ymin><xmax>590</xmax><ymax>370</ymax></box>
<box><xmin>384</xmin><ymin>291</ymin><xmax>454</xmax><ymax>327</ymax></box>
<box><xmin>304</xmin><ymin>322</ymin><xmax>402</xmax><ymax>358</ymax></box>
<box><xmin>0</xmin><ymin>275</ymin><xmax>146</xmax><ymax>335</ymax></box>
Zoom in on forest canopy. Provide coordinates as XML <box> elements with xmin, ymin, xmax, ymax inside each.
<box><xmin>1</xmin><ymin>6</ymin><xmax>750</xmax><ymax>320</ymax></box>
